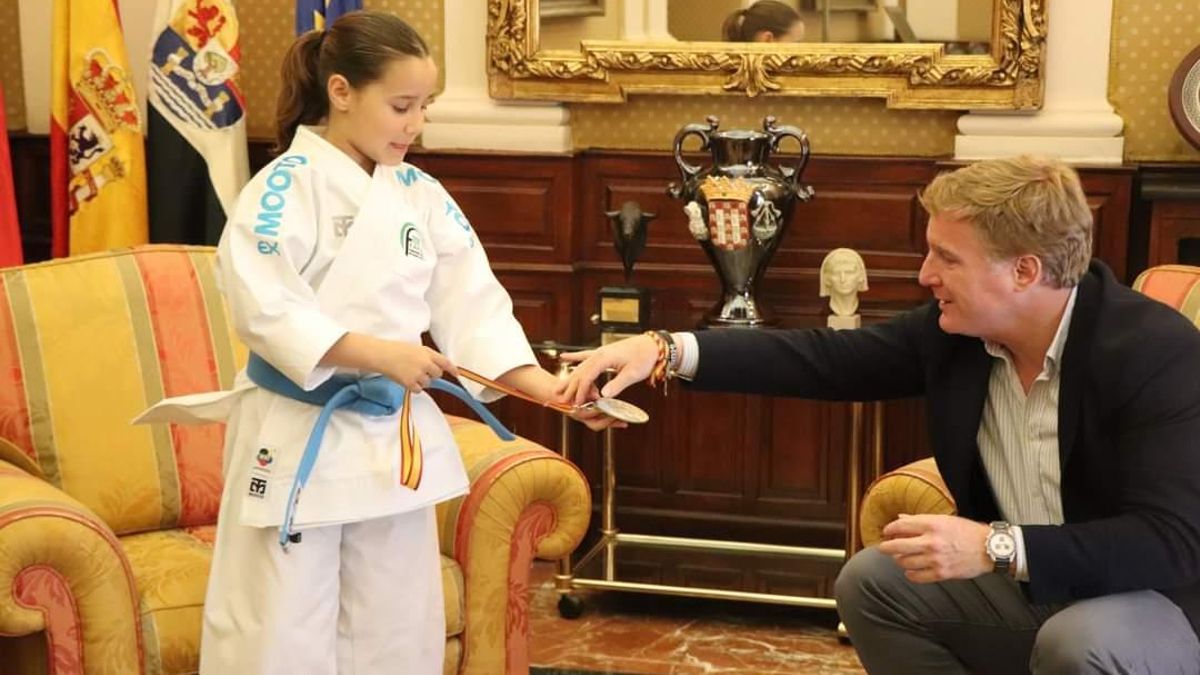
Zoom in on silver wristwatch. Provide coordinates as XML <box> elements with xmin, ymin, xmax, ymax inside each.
<box><xmin>985</xmin><ymin>521</ymin><xmax>1016</xmax><ymax>574</ymax></box>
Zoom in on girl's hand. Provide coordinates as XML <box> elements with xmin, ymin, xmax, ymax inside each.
<box><xmin>496</xmin><ymin>364</ymin><xmax>626</xmax><ymax>431</ymax></box>
<box><xmin>374</xmin><ymin>342</ymin><xmax>457</xmax><ymax>393</ymax></box>
<box><xmin>554</xmin><ymin>335</ymin><xmax>660</xmax><ymax>407</ymax></box>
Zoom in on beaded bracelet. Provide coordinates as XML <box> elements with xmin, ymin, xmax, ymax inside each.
<box><xmin>644</xmin><ymin>330</ymin><xmax>681</xmax><ymax>393</ymax></box>
<box><xmin>644</xmin><ymin>330</ymin><xmax>669</xmax><ymax>392</ymax></box>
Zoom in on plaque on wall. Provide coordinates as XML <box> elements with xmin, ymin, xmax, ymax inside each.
<box><xmin>1168</xmin><ymin>44</ymin><xmax>1200</xmax><ymax>151</ymax></box>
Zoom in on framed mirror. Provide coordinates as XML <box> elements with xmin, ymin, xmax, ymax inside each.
<box><xmin>490</xmin><ymin>0</ymin><xmax>1046</xmax><ymax>109</ymax></box>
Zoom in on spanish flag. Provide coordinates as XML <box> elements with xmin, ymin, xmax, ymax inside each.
<box><xmin>296</xmin><ymin>0</ymin><xmax>362</xmax><ymax>34</ymax></box>
<box><xmin>50</xmin><ymin>0</ymin><xmax>149</xmax><ymax>258</ymax></box>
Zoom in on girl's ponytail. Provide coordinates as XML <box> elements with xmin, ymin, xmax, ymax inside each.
<box><xmin>273</xmin><ymin>30</ymin><xmax>327</xmax><ymax>154</ymax></box>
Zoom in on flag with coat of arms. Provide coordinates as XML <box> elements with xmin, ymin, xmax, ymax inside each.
<box><xmin>297</xmin><ymin>0</ymin><xmax>363</xmax><ymax>34</ymax></box>
<box><xmin>50</xmin><ymin>0</ymin><xmax>149</xmax><ymax>257</ymax></box>
<box><xmin>147</xmin><ymin>0</ymin><xmax>249</xmax><ymax>245</ymax></box>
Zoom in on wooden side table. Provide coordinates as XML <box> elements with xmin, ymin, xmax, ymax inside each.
<box><xmin>537</xmin><ymin>342</ymin><xmax>887</xmax><ymax>620</ymax></box>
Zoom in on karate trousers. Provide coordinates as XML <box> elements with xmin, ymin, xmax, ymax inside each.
<box><xmin>198</xmin><ymin>505</ymin><xmax>445</xmax><ymax>675</ymax></box>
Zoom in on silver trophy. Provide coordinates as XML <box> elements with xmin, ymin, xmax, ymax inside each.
<box><xmin>669</xmin><ymin>116</ymin><xmax>814</xmax><ymax>327</ymax></box>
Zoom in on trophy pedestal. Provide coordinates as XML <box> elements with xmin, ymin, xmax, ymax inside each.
<box><xmin>705</xmin><ymin>291</ymin><xmax>775</xmax><ymax>328</ymax></box>
<box><xmin>598</xmin><ymin>286</ymin><xmax>650</xmax><ymax>343</ymax></box>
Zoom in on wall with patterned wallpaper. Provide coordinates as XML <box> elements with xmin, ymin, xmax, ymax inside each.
<box><xmin>571</xmin><ymin>0</ymin><xmax>1200</xmax><ymax>159</ymax></box>
<box><xmin>240</xmin><ymin>0</ymin><xmax>445</xmax><ymax>139</ymax></box>
<box><xmin>0</xmin><ymin>0</ymin><xmax>25</xmax><ymax>130</ymax></box>
<box><xmin>1109</xmin><ymin>0</ymin><xmax>1200</xmax><ymax>162</ymax></box>
<box><xmin>570</xmin><ymin>96</ymin><xmax>961</xmax><ymax>157</ymax></box>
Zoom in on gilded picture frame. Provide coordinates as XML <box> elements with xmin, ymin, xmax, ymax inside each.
<box><xmin>488</xmin><ymin>0</ymin><xmax>1047</xmax><ymax>110</ymax></box>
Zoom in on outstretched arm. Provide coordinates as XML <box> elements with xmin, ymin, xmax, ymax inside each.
<box><xmin>555</xmin><ymin>333</ymin><xmax>663</xmax><ymax>406</ymax></box>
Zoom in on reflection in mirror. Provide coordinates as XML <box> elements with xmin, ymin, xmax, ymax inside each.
<box><xmin>539</xmin><ymin>0</ymin><xmax>993</xmax><ymax>53</ymax></box>
<box><xmin>497</xmin><ymin>0</ymin><xmax>1042</xmax><ymax>108</ymax></box>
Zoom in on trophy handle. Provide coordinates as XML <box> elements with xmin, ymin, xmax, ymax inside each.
<box><xmin>669</xmin><ymin>117</ymin><xmax>718</xmax><ymax>195</ymax></box>
<box><xmin>764</xmin><ymin>116</ymin><xmax>811</xmax><ymax>196</ymax></box>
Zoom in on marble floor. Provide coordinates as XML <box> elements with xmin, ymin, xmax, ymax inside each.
<box><xmin>527</xmin><ymin>561</ymin><xmax>866</xmax><ymax>674</ymax></box>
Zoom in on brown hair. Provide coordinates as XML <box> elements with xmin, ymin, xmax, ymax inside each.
<box><xmin>919</xmin><ymin>155</ymin><xmax>1094</xmax><ymax>288</ymax></box>
<box><xmin>722</xmin><ymin>1</ymin><xmax>801</xmax><ymax>42</ymax></box>
<box><xmin>274</xmin><ymin>10</ymin><xmax>430</xmax><ymax>153</ymax></box>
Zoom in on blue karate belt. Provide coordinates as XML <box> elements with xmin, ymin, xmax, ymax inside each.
<box><xmin>245</xmin><ymin>352</ymin><xmax>515</xmax><ymax>551</ymax></box>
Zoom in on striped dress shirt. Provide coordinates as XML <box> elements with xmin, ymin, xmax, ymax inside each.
<box><xmin>978</xmin><ymin>287</ymin><xmax>1078</xmax><ymax>579</ymax></box>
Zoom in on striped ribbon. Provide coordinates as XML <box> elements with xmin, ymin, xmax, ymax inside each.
<box><xmin>455</xmin><ymin>367</ymin><xmax>577</xmax><ymax>415</ymax></box>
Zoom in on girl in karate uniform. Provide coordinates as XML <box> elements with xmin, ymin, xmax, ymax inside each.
<box><xmin>139</xmin><ymin>10</ymin><xmax>612</xmax><ymax>675</ymax></box>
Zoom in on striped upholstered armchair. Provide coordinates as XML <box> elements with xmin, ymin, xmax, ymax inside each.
<box><xmin>859</xmin><ymin>264</ymin><xmax>1200</xmax><ymax>547</ymax></box>
<box><xmin>0</xmin><ymin>245</ymin><xmax>590</xmax><ymax>675</ymax></box>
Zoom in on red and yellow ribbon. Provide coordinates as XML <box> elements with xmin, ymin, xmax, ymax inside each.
<box><xmin>396</xmin><ymin>368</ymin><xmax>570</xmax><ymax>490</ymax></box>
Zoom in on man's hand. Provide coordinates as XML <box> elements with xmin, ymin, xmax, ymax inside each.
<box><xmin>876</xmin><ymin>514</ymin><xmax>993</xmax><ymax>583</ymax></box>
<box><xmin>555</xmin><ymin>334</ymin><xmax>660</xmax><ymax>407</ymax></box>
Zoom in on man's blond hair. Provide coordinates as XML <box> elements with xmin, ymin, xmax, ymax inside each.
<box><xmin>918</xmin><ymin>155</ymin><xmax>1093</xmax><ymax>288</ymax></box>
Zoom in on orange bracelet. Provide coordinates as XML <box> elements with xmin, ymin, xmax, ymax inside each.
<box><xmin>644</xmin><ymin>331</ymin><xmax>669</xmax><ymax>393</ymax></box>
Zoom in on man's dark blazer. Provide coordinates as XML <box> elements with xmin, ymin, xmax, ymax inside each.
<box><xmin>690</xmin><ymin>261</ymin><xmax>1200</xmax><ymax>633</ymax></box>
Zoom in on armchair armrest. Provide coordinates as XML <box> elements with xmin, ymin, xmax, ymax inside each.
<box><xmin>859</xmin><ymin>457</ymin><xmax>956</xmax><ymax>548</ymax></box>
<box><xmin>436</xmin><ymin>417</ymin><xmax>591</xmax><ymax>675</ymax></box>
<box><xmin>0</xmin><ymin>458</ymin><xmax>143</xmax><ymax>675</ymax></box>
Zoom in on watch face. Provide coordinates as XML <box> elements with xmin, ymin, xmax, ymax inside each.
<box><xmin>987</xmin><ymin>532</ymin><xmax>1016</xmax><ymax>558</ymax></box>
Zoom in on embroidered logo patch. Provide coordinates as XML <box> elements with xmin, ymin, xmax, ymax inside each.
<box><xmin>248</xmin><ymin>447</ymin><xmax>274</xmax><ymax>498</ymax></box>
<box><xmin>255</xmin><ymin>447</ymin><xmax>274</xmax><ymax>468</ymax></box>
<box><xmin>247</xmin><ymin>476</ymin><xmax>268</xmax><ymax>499</ymax></box>
<box><xmin>401</xmin><ymin>222</ymin><xmax>424</xmax><ymax>259</ymax></box>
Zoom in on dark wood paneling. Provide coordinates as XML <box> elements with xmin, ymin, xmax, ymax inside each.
<box><xmin>7</xmin><ymin>135</ymin><xmax>1143</xmax><ymax>553</ymax></box>
<box><xmin>1147</xmin><ymin>201</ymin><xmax>1200</xmax><ymax>266</ymax></box>
<box><xmin>1079</xmin><ymin>168</ymin><xmax>1136</xmax><ymax>281</ymax></box>
<box><xmin>1138</xmin><ymin>167</ymin><xmax>1200</xmax><ymax>269</ymax></box>
<box><xmin>430</xmin><ymin>270</ymin><xmax>573</xmax><ymax>450</ymax></box>
<box><xmin>410</xmin><ymin>152</ymin><xmax>576</xmax><ymax>265</ymax></box>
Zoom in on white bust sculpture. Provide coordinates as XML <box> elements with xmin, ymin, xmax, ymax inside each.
<box><xmin>820</xmin><ymin>247</ymin><xmax>868</xmax><ymax>329</ymax></box>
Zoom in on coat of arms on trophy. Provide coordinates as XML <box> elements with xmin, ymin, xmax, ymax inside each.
<box><xmin>699</xmin><ymin>177</ymin><xmax>755</xmax><ymax>251</ymax></box>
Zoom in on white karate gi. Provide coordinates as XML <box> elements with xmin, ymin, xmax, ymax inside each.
<box><xmin>138</xmin><ymin>127</ymin><xmax>536</xmax><ymax>675</ymax></box>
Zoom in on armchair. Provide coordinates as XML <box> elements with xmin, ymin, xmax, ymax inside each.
<box><xmin>0</xmin><ymin>245</ymin><xmax>590</xmax><ymax>675</ymax></box>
